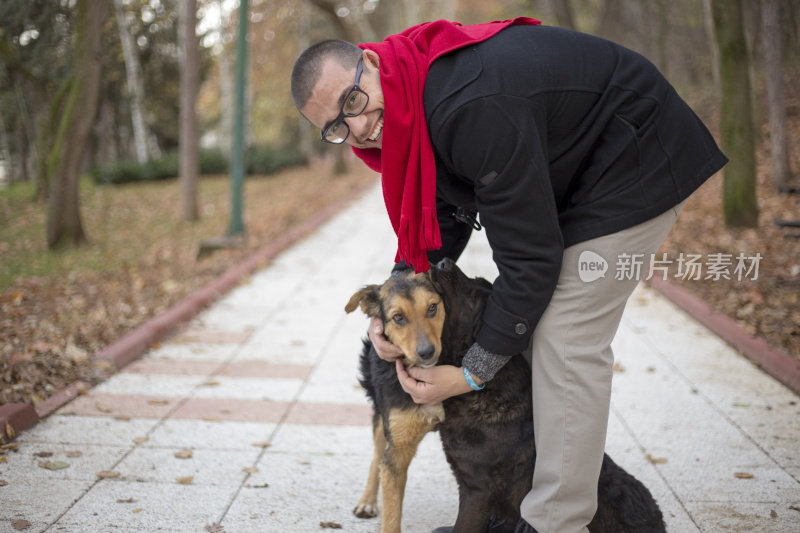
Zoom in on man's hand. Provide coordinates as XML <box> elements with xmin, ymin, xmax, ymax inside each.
<box><xmin>368</xmin><ymin>316</ymin><xmax>405</xmax><ymax>362</ymax></box>
<box><xmin>395</xmin><ymin>360</ymin><xmax>476</xmax><ymax>405</ymax></box>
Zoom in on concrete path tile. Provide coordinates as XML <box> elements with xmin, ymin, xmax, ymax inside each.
<box><xmin>143</xmin><ymin>341</ymin><xmax>239</xmax><ymax>362</ymax></box>
<box><xmin>16</xmin><ymin>415</ymin><xmax>158</xmax><ymax>447</ymax></box>
<box><xmin>53</xmin><ymin>480</ymin><xmax>234</xmax><ymax>531</ymax></box>
<box><xmin>57</xmin><ymin>393</ymin><xmax>178</xmax><ymax>419</ymax></box>
<box><xmin>1</xmin><ymin>442</ymin><xmax>129</xmax><ymax>482</ymax></box>
<box><xmin>283</xmin><ymin>402</ymin><xmax>372</xmax><ymax>426</ymax></box>
<box><xmin>0</xmin><ymin>478</ymin><xmax>93</xmax><ymax>530</ymax></box>
<box><xmin>123</xmin><ymin>358</ymin><xmax>222</xmax><ymax>376</ymax></box>
<box><xmin>223</xmin><ymin>434</ymin><xmax>457</xmax><ymax>533</ymax></box>
<box><xmin>215</xmin><ymin>361</ymin><xmax>314</xmax><ymax>380</ymax></box>
<box><xmin>684</xmin><ymin>501</ymin><xmax>800</xmax><ymax>533</ymax></box>
<box><xmin>169</xmin><ymin>397</ymin><xmax>290</xmax><ymax>423</ymax></box>
<box><xmin>189</xmin><ymin>376</ymin><xmax>304</xmax><ymax>402</ymax></box>
<box><xmin>92</xmin><ymin>373</ymin><xmax>212</xmax><ymax>397</ymax></box>
<box><xmin>114</xmin><ymin>446</ymin><xmax>261</xmax><ymax>486</ymax></box>
<box><xmin>269</xmin><ymin>423</ymin><xmax>375</xmax><ymax>456</ymax></box>
<box><xmin>145</xmin><ymin>419</ymin><xmax>277</xmax><ymax>451</ymax></box>
<box><xmin>605</xmin><ymin>411</ymin><xmax>699</xmax><ymax>532</ymax></box>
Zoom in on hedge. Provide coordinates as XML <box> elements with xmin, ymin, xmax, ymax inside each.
<box><xmin>91</xmin><ymin>145</ymin><xmax>307</xmax><ymax>185</ymax></box>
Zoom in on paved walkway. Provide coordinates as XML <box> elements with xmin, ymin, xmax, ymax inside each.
<box><xmin>1</xmin><ymin>184</ymin><xmax>799</xmax><ymax>532</ymax></box>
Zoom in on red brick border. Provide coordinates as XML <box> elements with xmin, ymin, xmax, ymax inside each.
<box><xmin>4</xmin><ymin>180</ymin><xmax>376</xmax><ymax>435</ymax></box>
<box><xmin>0</xmin><ymin>403</ymin><xmax>38</xmax><ymax>442</ymax></box>
<box><xmin>647</xmin><ymin>276</ymin><xmax>800</xmax><ymax>396</ymax></box>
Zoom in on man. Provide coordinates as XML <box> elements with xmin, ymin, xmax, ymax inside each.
<box><xmin>291</xmin><ymin>18</ymin><xmax>726</xmax><ymax>533</ymax></box>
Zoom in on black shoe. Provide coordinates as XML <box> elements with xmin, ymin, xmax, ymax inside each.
<box><xmin>514</xmin><ymin>518</ymin><xmax>538</xmax><ymax>533</ymax></box>
<box><xmin>431</xmin><ymin>528</ymin><xmax>453</xmax><ymax>533</ymax></box>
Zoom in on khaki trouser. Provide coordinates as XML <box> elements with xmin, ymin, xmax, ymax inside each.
<box><xmin>521</xmin><ymin>202</ymin><xmax>684</xmax><ymax>533</ymax></box>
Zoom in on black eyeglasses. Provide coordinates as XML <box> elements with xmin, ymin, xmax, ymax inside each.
<box><xmin>321</xmin><ymin>57</ymin><xmax>369</xmax><ymax>144</ymax></box>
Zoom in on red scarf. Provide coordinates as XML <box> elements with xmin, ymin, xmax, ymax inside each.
<box><xmin>352</xmin><ymin>17</ymin><xmax>541</xmax><ymax>273</ymax></box>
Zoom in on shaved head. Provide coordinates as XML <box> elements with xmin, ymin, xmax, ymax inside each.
<box><xmin>291</xmin><ymin>39</ymin><xmax>362</xmax><ymax>111</ymax></box>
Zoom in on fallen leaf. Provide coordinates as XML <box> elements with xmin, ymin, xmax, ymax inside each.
<box><xmin>732</xmin><ymin>403</ymin><xmax>751</xmax><ymax>408</ymax></box>
<box><xmin>202</xmin><ymin>417</ymin><xmax>220</xmax><ymax>422</ymax></box>
<box><xmin>646</xmin><ymin>366</ymin><xmax>656</xmax><ymax>373</ymax></box>
<box><xmin>204</xmin><ymin>523</ymin><xmax>225</xmax><ymax>532</ymax></box>
<box><xmin>251</xmin><ymin>441</ymin><xmax>271</xmax><ymax>448</ymax></box>
<box><xmin>0</xmin><ymin>457</ymin><xmax>6</xmax><ymax>463</ymax></box>
<box><xmin>319</xmin><ymin>522</ymin><xmax>342</xmax><ymax>529</ymax></box>
<box><xmin>734</xmin><ymin>472</ymin><xmax>754</xmax><ymax>479</ymax></box>
<box><xmin>65</xmin><ymin>451</ymin><xmax>83</xmax><ymax>458</ymax></box>
<box><xmin>174</xmin><ymin>449</ymin><xmax>193</xmax><ymax>459</ymax></box>
<box><xmin>39</xmin><ymin>460</ymin><xmax>70</xmax><ymax>470</ymax></box>
<box><xmin>176</xmin><ymin>476</ymin><xmax>194</xmax><ymax>485</ymax></box>
<box><xmin>611</xmin><ymin>362</ymin><xmax>625</xmax><ymax>373</ymax></box>
<box><xmin>33</xmin><ymin>451</ymin><xmax>53</xmax><ymax>458</ymax></box>
<box><xmin>1</xmin><ymin>442</ymin><xmax>20</xmax><ymax>451</ymax></box>
<box><xmin>0</xmin><ymin>479</ymin><xmax>8</xmax><ymax>486</ymax></box>
<box><xmin>116</xmin><ymin>498</ymin><xmax>137</xmax><ymax>503</ymax></box>
<box><xmin>147</xmin><ymin>399</ymin><xmax>169</xmax><ymax>405</ymax></box>
<box><xmin>97</xmin><ymin>470</ymin><xmax>121</xmax><ymax>479</ymax></box>
<box><xmin>242</xmin><ymin>467</ymin><xmax>259</xmax><ymax>474</ymax></box>
<box><xmin>770</xmin><ymin>509</ymin><xmax>778</xmax><ymax>518</ymax></box>
<box><xmin>132</xmin><ymin>437</ymin><xmax>148</xmax><ymax>444</ymax></box>
<box><xmin>6</xmin><ymin>423</ymin><xmax>16</xmax><ymax>439</ymax></box>
<box><xmin>114</xmin><ymin>415</ymin><xmax>132</xmax><ymax>421</ymax></box>
<box><xmin>247</xmin><ymin>483</ymin><xmax>269</xmax><ymax>488</ymax></box>
<box><xmin>11</xmin><ymin>519</ymin><xmax>31</xmax><ymax>530</ymax></box>
<box><xmin>95</xmin><ymin>402</ymin><xmax>112</xmax><ymax>413</ymax></box>
<box><xmin>200</xmin><ymin>380</ymin><xmax>220</xmax><ymax>387</ymax></box>
<box><xmin>132</xmin><ymin>508</ymin><xmax>143</xmax><ymax>513</ymax></box>
<box><xmin>646</xmin><ymin>454</ymin><xmax>668</xmax><ymax>464</ymax></box>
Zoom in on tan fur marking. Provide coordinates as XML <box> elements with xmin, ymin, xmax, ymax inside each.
<box><xmin>378</xmin><ymin>407</ymin><xmax>439</xmax><ymax>533</ymax></box>
<box><xmin>353</xmin><ymin>418</ymin><xmax>384</xmax><ymax>518</ymax></box>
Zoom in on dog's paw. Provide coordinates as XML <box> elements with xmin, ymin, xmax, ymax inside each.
<box><xmin>353</xmin><ymin>503</ymin><xmax>378</xmax><ymax>518</ymax></box>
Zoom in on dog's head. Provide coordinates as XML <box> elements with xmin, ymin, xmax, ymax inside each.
<box><xmin>345</xmin><ymin>258</ymin><xmax>492</xmax><ymax>367</ymax></box>
<box><xmin>345</xmin><ymin>267</ymin><xmax>446</xmax><ymax>368</ymax></box>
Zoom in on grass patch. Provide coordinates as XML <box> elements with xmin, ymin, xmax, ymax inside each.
<box><xmin>0</xmin><ymin>163</ymin><xmax>375</xmax><ymax>289</ymax></box>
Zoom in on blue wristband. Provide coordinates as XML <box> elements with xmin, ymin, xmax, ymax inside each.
<box><xmin>463</xmin><ymin>366</ymin><xmax>485</xmax><ymax>391</ymax></box>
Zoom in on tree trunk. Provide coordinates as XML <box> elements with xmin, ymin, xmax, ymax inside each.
<box><xmin>46</xmin><ymin>0</ymin><xmax>107</xmax><ymax>248</ymax></box>
<box><xmin>114</xmin><ymin>0</ymin><xmax>150</xmax><ymax>164</ymax></box>
<box><xmin>711</xmin><ymin>0</ymin><xmax>758</xmax><ymax>228</ymax></box>
<box><xmin>180</xmin><ymin>0</ymin><xmax>200</xmax><ymax>221</ymax></box>
<box><xmin>0</xmin><ymin>114</ymin><xmax>16</xmax><ymax>185</ymax></box>
<box><xmin>761</xmin><ymin>0</ymin><xmax>791</xmax><ymax>188</ymax></box>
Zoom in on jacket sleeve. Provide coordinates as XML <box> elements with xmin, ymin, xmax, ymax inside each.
<box><xmin>431</xmin><ymin>96</ymin><xmax>563</xmax><ymax>356</ymax></box>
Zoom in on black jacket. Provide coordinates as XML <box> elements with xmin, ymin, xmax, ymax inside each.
<box><xmin>421</xmin><ymin>25</ymin><xmax>727</xmax><ymax>357</ymax></box>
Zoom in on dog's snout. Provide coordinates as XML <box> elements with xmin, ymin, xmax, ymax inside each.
<box><xmin>417</xmin><ymin>341</ymin><xmax>436</xmax><ymax>362</ymax></box>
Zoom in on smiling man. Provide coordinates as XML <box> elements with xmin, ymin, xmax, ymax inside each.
<box><xmin>291</xmin><ymin>18</ymin><xmax>726</xmax><ymax>533</ymax></box>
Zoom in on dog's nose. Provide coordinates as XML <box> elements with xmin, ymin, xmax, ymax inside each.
<box><xmin>417</xmin><ymin>344</ymin><xmax>435</xmax><ymax>362</ymax></box>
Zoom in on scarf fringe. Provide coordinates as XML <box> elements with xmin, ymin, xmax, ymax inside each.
<box><xmin>395</xmin><ymin>214</ymin><xmax>434</xmax><ymax>273</ymax></box>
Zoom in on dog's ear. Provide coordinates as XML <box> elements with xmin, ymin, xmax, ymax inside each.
<box><xmin>344</xmin><ymin>285</ymin><xmax>382</xmax><ymax>317</ymax></box>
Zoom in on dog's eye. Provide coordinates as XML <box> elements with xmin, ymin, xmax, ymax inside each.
<box><xmin>426</xmin><ymin>303</ymin><xmax>438</xmax><ymax>317</ymax></box>
<box><xmin>392</xmin><ymin>313</ymin><xmax>406</xmax><ymax>325</ymax></box>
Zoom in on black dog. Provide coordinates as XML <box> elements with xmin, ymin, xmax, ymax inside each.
<box><xmin>346</xmin><ymin>259</ymin><xmax>666</xmax><ymax>533</ymax></box>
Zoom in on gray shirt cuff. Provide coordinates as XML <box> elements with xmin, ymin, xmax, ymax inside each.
<box><xmin>462</xmin><ymin>342</ymin><xmax>512</xmax><ymax>382</ymax></box>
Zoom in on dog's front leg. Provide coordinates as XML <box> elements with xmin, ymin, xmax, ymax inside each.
<box><xmin>379</xmin><ymin>408</ymin><xmax>434</xmax><ymax>533</ymax></box>
<box><xmin>354</xmin><ymin>416</ymin><xmax>385</xmax><ymax>518</ymax></box>
<box><xmin>452</xmin><ymin>489</ymin><xmax>495</xmax><ymax>533</ymax></box>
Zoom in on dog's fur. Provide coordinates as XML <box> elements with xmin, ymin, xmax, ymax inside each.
<box><xmin>345</xmin><ymin>259</ymin><xmax>666</xmax><ymax>533</ymax></box>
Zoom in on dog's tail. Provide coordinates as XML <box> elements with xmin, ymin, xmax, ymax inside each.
<box><xmin>357</xmin><ymin>338</ymin><xmax>378</xmax><ymax>406</ymax></box>
<box><xmin>594</xmin><ymin>454</ymin><xmax>667</xmax><ymax>533</ymax></box>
